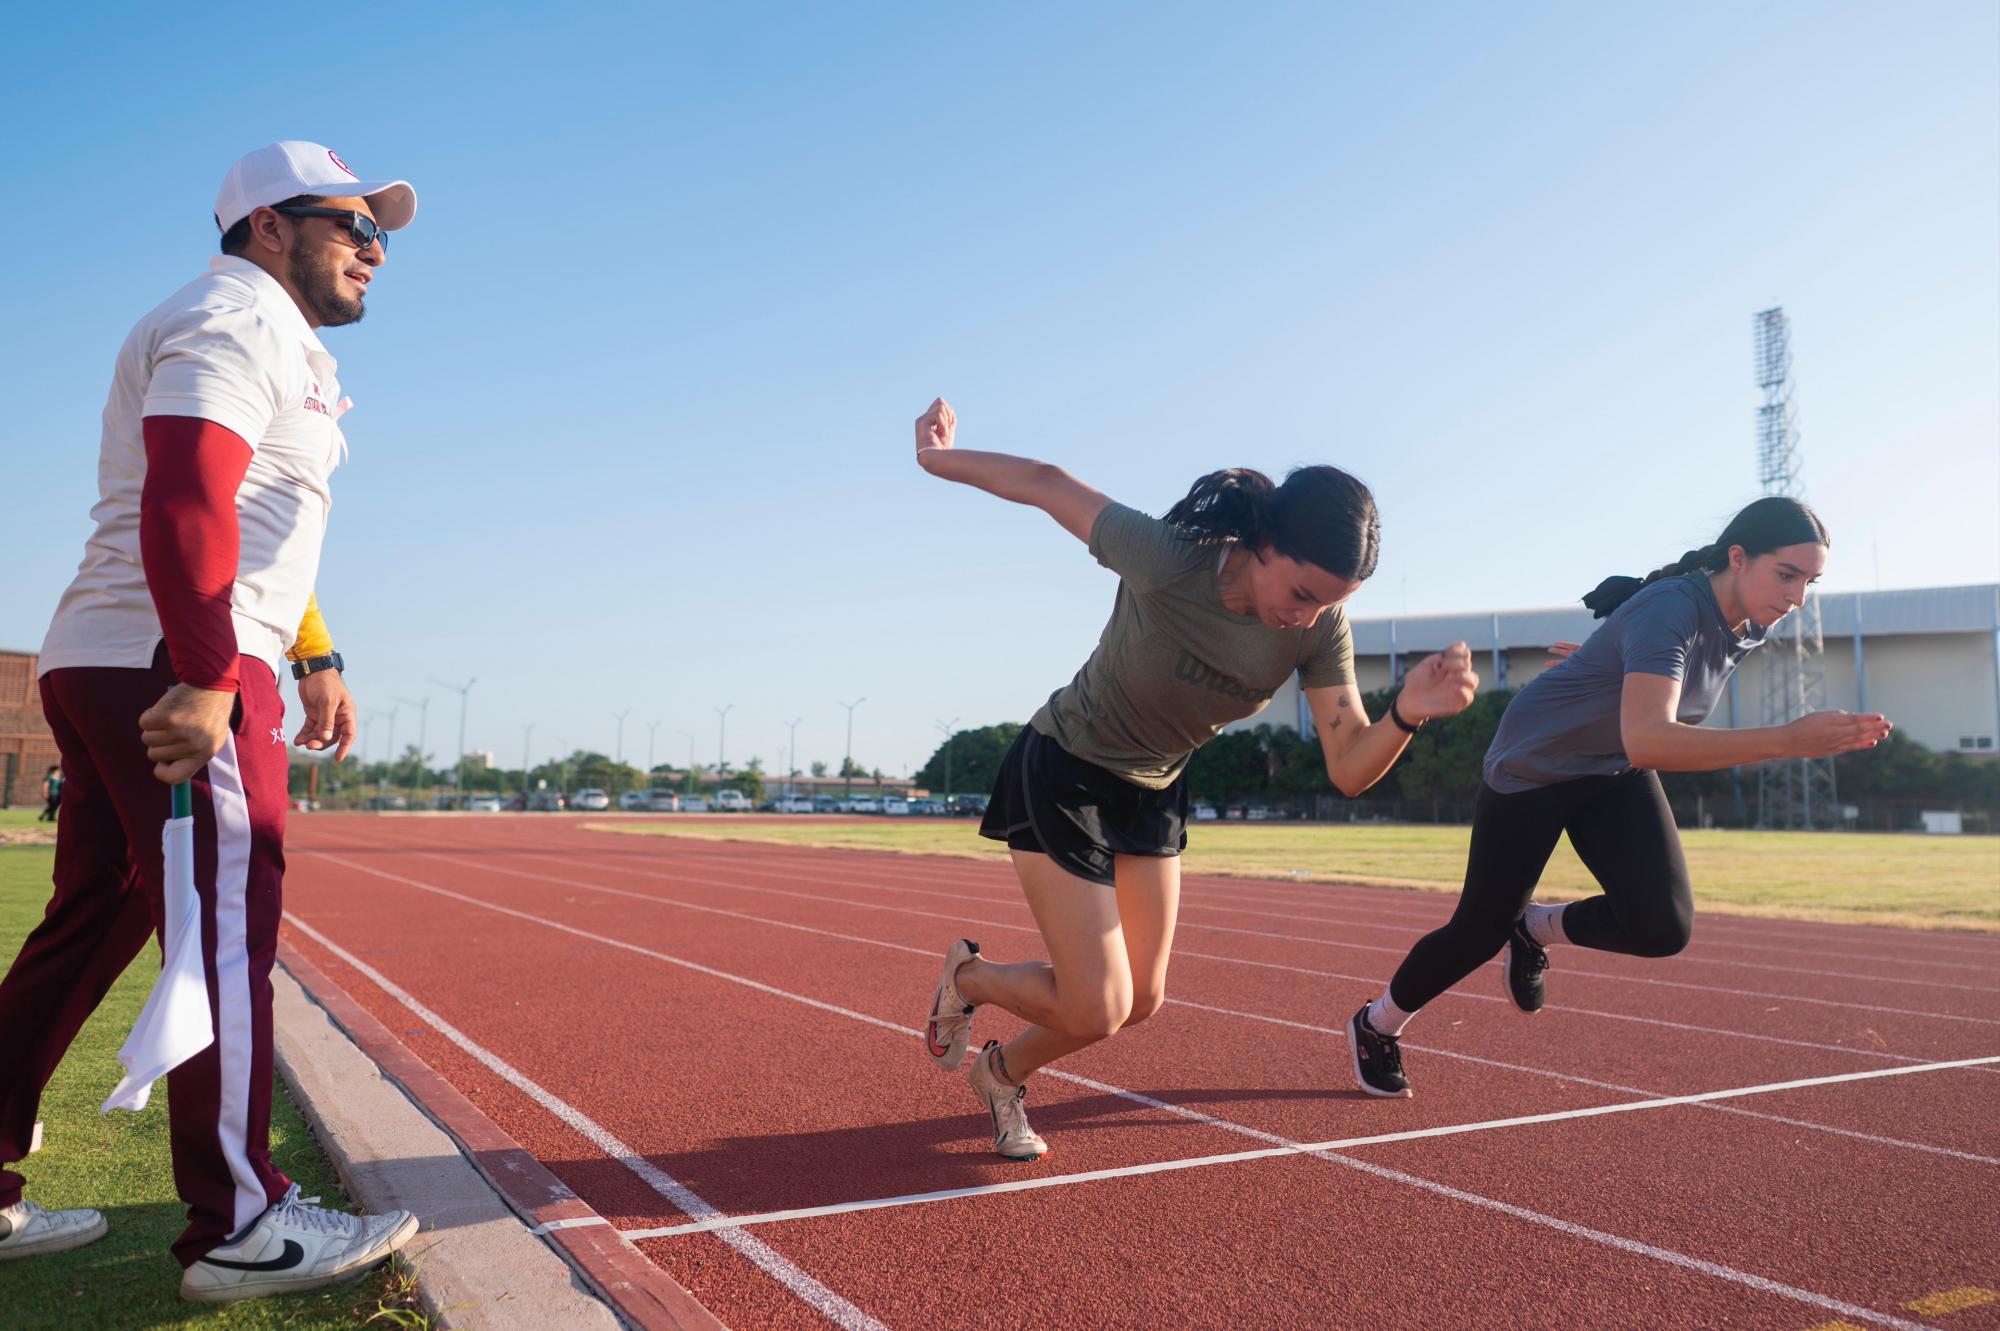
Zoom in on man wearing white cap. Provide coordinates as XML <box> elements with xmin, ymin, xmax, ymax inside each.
<box><xmin>0</xmin><ymin>142</ymin><xmax>421</xmax><ymax>1302</ymax></box>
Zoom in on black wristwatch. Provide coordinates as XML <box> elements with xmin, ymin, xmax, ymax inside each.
<box><xmin>1389</xmin><ymin>694</ymin><xmax>1426</xmax><ymax>735</ymax></box>
<box><xmin>290</xmin><ymin>652</ymin><xmax>345</xmax><ymax>680</ymax></box>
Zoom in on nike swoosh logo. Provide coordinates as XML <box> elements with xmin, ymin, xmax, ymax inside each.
<box><xmin>926</xmin><ymin>1020</ymin><xmax>948</xmax><ymax>1057</ymax></box>
<box><xmin>200</xmin><ymin>1239</ymin><xmax>305</xmax><ymax>1272</ymax></box>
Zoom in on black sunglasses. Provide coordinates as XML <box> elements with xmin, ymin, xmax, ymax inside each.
<box><xmin>270</xmin><ymin>204</ymin><xmax>388</xmax><ymax>252</ymax></box>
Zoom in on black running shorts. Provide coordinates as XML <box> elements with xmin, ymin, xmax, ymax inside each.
<box><xmin>977</xmin><ymin>726</ymin><xmax>1189</xmax><ymax>887</ymax></box>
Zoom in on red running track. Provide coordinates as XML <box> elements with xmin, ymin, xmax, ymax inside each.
<box><xmin>279</xmin><ymin>815</ymin><xmax>2000</xmax><ymax>1330</ymax></box>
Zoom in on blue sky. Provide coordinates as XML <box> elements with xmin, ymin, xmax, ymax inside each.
<box><xmin>4</xmin><ymin>2</ymin><xmax>1996</xmax><ymax>778</ymax></box>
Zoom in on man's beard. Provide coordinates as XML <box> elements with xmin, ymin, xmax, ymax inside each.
<box><xmin>286</xmin><ymin>242</ymin><xmax>366</xmax><ymax>327</ymax></box>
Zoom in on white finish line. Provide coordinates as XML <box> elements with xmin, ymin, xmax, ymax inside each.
<box><xmin>616</xmin><ymin>1053</ymin><xmax>2000</xmax><ymax>1239</ymax></box>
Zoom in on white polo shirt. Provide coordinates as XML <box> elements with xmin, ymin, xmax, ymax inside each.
<box><xmin>40</xmin><ymin>257</ymin><xmax>346</xmax><ymax>682</ymax></box>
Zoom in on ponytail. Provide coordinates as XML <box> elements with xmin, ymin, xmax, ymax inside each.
<box><xmin>1581</xmin><ymin>497</ymin><xmax>1829</xmax><ymax>619</ymax></box>
<box><xmin>1164</xmin><ymin>468</ymin><xmax>1279</xmax><ymax>547</ymax></box>
<box><xmin>1165</xmin><ymin>464</ymin><xmax>1382</xmax><ymax>582</ymax></box>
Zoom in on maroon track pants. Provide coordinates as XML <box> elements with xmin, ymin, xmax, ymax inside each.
<box><xmin>0</xmin><ymin>649</ymin><xmax>291</xmax><ymax>1266</ymax></box>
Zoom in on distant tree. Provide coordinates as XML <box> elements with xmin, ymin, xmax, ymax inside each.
<box><xmin>810</xmin><ymin>760</ymin><xmax>828</xmax><ymax>778</ymax></box>
<box><xmin>914</xmin><ymin>723</ymin><xmax>1022</xmax><ymax>797</ymax></box>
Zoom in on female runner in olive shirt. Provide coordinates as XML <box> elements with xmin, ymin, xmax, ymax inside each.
<box><xmin>913</xmin><ymin>397</ymin><xmax>1479</xmax><ymax>1159</ymax></box>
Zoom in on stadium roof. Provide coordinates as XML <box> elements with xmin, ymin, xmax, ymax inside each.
<box><xmin>1348</xmin><ymin>583</ymin><xmax>2000</xmax><ymax>654</ymax></box>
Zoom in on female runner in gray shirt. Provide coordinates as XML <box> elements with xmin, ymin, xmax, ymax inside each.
<box><xmin>911</xmin><ymin>397</ymin><xmax>1479</xmax><ymax>1158</ymax></box>
<box><xmin>1345</xmin><ymin>496</ymin><xmax>1893</xmax><ymax>1097</ymax></box>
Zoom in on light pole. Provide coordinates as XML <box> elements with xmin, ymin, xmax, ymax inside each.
<box><xmin>783</xmin><ymin>717</ymin><xmax>803</xmax><ymax>801</ymax></box>
<box><xmin>380</xmin><ymin>705</ymin><xmax>400</xmax><ymax>798</ymax></box>
<box><xmin>521</xmin><ymin>723</ymin><xmax>536</xmax><ymax>804</ymax></box>
<box><xmin>360</xmin><ymin>713</ymin><xmax>376</xmax><ymax>803</ymax></box>
<box><xmin>678</xmin><ymin>730</ymin><xmax>695</xmax><ymax>794</ymax></box>
<box><xmin>935</xmin><ymin>716</ymin><xmax>960</xmax><ymax>805</ymax></box>
<box><xmin>429</xmin><ymin>677</ymin><xmax>476</xmax><ymax>797</ymax></box>
<box><xmin>837</xmin><ymin>696</ymin><xmax>866</xmax><ymax>805</ymax></box>
<box><xmin>646</xmin><ymin>720</ymin><xmax>662</xmax><ymax>781</ymax></box>
<box><xmin>394</xmin><ymin>696</ymin><xmax>430</xmax><ymax>794</ymax></box>
<box><xmin>715</xmin><ymin>703</ymin><xmax>734</xmax><ymax>777</ymax></box>
<box><xmin>613</xmin><ymin>709</ymin><xmax>631</xmax><ymax>767</ymax></box>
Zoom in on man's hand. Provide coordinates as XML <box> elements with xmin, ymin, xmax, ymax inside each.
<box><xmin>1400</xmin><ymin>642</ymin><xmax>1480</xmax><ymax>722</ymax></box>
<box><xmin>295</xmin><ymin>670</ymin><xmax>357</xmax><ymax>760</ymax></box>
<box><xmin>139</xmin><ymin>684</ymin><xmax>236</xmax><ymax>784</ymax></box>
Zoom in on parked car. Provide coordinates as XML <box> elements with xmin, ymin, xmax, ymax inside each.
<box><xmin>1244</xmin><ymin>805</ymin><xmax>1277</xmax><ymax>822</ymax></box>
<box><xmin>1192</xmin><ymin>803</ymin><xmax>1219</xmax><ymax>822</ymax></box>
<box><xmin>908</xmin><ymin>798</ymin><xmax>944</xmax><ymax>816</ymax></box>
<box><xmin>465</xmin><ymin>794</ymin><xmax>504</xmax><ymax>813</ymax></box>
<box><xmin>811</xmin><ymin>795</ymin><xmax>840</xmax><ymax>813</ymax></box>
<box><xmin>646</xmin><ymin>791</ymin><xmax>680</xmax><ymax>812</ymax></box>
<box><xmin>712</xmin><ymin>788</ymin><xmax>751</xmax><ymax>812</ymax></box>
<box><xmin>571</xmin><ymin>788</ymin><xmax>611</xmax><ymax>811</ymax></box>
<box><xmin>681</xmin><ymin>795</ymin><xmax>710</xmax><ymax>813</ymax></box>
<box><xmin>949</xmin><ymin>795</ymin><xmax>988</xmax><ymax>817</ymax></box>
<box><xmin>779</xmin><ymin>796</ymin><xmax>815</xmax><ymax>813</ymax></box>
<box><xmin>848</xmin><ymin>796</ymin><xmax>880</xmax><ymax>814</ymax></box>
<box><xmin>527</xmin><ymin>790</ymin><xmax>566</xmax><ymax>812</ymax></box>
<box><xmin>363</xmin><ymin>794</ymin><xmax>408</xmax><ymax>811</ymax></box>
<box><xmin>882</xmin><ymin>796</ymin><xmax>910</xmax><ymax>816</ymax></box>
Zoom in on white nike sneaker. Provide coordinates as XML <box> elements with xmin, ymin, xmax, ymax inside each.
<box><xmin>966</xmin><ymin>1040</ymin><xmax>1048</xmax><ymax>1161</ymax></box>
<box><xmin>923</xmin><ymin>938</ymin><xmax>980</xmax><ymax>1071</ymax></box>
<box><xmin>180</xmin><ymin>1183</ymin><xmax>418</xmax><ymax>1303</ymax></box>
<box><xmin>0</xmin><ymin>1199</ymin><xmax>108</xmax><ymax>1260</ymax></box>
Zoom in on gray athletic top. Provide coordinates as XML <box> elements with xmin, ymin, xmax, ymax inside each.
<box><xmin>1482</xmin><ymin>571</ymin><xmax>1767</xmax><ymax>793</ymax></box>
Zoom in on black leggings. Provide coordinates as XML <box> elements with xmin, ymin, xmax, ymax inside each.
<box><xmin>1387</xmin><ymin>770</ymin><xmax>1693</xmax><ymax>1013</ymax></box>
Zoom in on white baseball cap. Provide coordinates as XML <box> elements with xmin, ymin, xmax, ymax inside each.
<box><xmin>214</xmin><ymin>140</ymin><xmax>417</xmax><ymax>235</ymax></box>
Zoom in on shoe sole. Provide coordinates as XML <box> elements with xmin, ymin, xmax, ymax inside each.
<box><xmin>180</xmin><ymin>1214</ymin><xmax>420</xmax><ymax>1303</ymax></box>
<box><xmin>1344</xmin><ymin>1014</ymin><xmax>1413</xmax><ymax>1099</ymax></box>
<box><xmin>924</xmin><ymin>940</ymin><xmax>979</xmax><ymax>1072</ymax></box>
<box><xmin>0</xmin><ymin>1213</ymin><xmax>108</xmax><ymax>1261</ymax></box>
<box><xmin>994</xmin><ymin>1144</ymin><xmax>1048</xmax><ymax>1161</ymax></box>
<box><xmin>1500</xmin><ymin>946</ymin><xmax>1545</xmax><ymax>1015</ymax></box>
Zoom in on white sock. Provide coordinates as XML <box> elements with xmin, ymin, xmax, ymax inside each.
<box><xmin>1522</xmin><ymin>902</ymin><xmax>1569</xmax><ymax>947</ymax></box>
<box><xmin>1365</xmin><ymin>988</ymin><xmax>1415</xmax><ymax>1037</ymax></box>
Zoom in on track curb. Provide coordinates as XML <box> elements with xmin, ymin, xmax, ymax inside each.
<box><xmin>274</xmin><ymin>938</ymin><xmax>725</xmax><ymax>1330</ymax></box>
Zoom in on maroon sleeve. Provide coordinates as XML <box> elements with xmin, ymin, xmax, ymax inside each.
<box><xmin>139</xmin><ymin>415</ymin><xmax>254</xmax><ymax>693</ymax></box>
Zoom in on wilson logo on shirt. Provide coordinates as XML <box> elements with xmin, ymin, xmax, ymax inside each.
<box><xmin>1172</xmin><ymin>651</ymin><xmax>1275</xmax><ymax>704</ymax></box>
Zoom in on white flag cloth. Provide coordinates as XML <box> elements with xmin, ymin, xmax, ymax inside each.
<box><xmin>101</xmin><ymin>788</ymin><xmax>214</xmax><ymax>1113</ymax></box>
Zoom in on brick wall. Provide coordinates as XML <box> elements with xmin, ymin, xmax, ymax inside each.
<box><xmin>0</xmin><ymin>651</ymin><xmax>62</xmax><ymax>808</ymax></box>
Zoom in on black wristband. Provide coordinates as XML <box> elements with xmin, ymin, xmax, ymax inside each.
<box><xmin>290</xmin><ymin>652</ymin><xmax>345</xmax><ymax>680</ymax></box>
<box><xmin>1389</xmin><ymin>694</ymin><xmax>1425</xmax><ymax>735</ymax></box>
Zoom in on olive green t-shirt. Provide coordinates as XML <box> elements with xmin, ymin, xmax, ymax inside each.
<box><xmin>1029</xmin><ymin>502</ymin><xmax>1356</xmax><ymax>790</ymax></box>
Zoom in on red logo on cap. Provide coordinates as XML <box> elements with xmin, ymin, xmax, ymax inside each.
<box><xmin>327</xmin><ymin>149</ymin><xmax>357</xmax><ymax>178</ymax></box>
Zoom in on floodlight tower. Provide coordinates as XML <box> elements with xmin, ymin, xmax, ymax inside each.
<box><xmin>1751</xmin><ymin>308</ymin><xmax>1839</xmax><ymax>829</ymax></box>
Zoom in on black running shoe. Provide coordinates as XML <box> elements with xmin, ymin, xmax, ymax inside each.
<box><xmin>1504</xmin><ymin>921</ymin><xmax>1548</xmax><ymax>1013</ymax></box>
<box><xmin>1345</xmin><ymin>1004</ymin><xmax>1412</xmax><ymax>1099</ymax></box>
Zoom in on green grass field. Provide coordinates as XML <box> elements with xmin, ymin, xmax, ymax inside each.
<box><xmin>0</xmin><ymin>848</ymin><xmax>418</xmax><ymax>1330</ymax></box>
<box><xmin>592</xmin><ymin>818</ymin><xmax>2000</xmax><ymax>933</ymax></box>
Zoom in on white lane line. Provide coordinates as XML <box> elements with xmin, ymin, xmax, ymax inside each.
<box><xmin>1168</xmin><ymin>998</ymin><xmax>2000</xmax><ymax>1167</ymax></box>
<box><xmin>622</xmin><ymin>836</ymin><xmax>2000</xmax><ymax>972</ymax></box>
<box><xmin>295</xmin><ymin>851</ymin><xmax>1965</xmax><ymax>1330</ymax></box>
<box><xmin>615</xmin><ymin>1054</ymin><xmax>2000</xmax><ymax>1238</ymax></box>
<box><xmin>427</xmin><ymin>850</ymin><xmax>1975</xmax><ymax>1066</ymax></box>
<box><xmin>557</xmin><ymin>833</ymin><xmax>2000</xmax><ymax>997</ymax></box>
<box><xmin>509</xmin><ymin>847</ymin><xmax>2000</xmax><ymax>1026</ymax></box>
<box><xmin>284</xmin><ymin>913</ymin><xmax>890</xmax><ymax>1331</ymax></box>
<box><xmin>316</xmin><ymin>832</ymin><xmax>1998</xmax><ymax>1162</ymax></box>
<box><xmin>1313</xmin><ymin>1151</ymin><xmax>1944</xmax><ymax>1331</ymax></box>
<box><xmin>359</xmin><ymin>824</ymin><xmax>2000</xmax><ymax>993</ymax></box>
